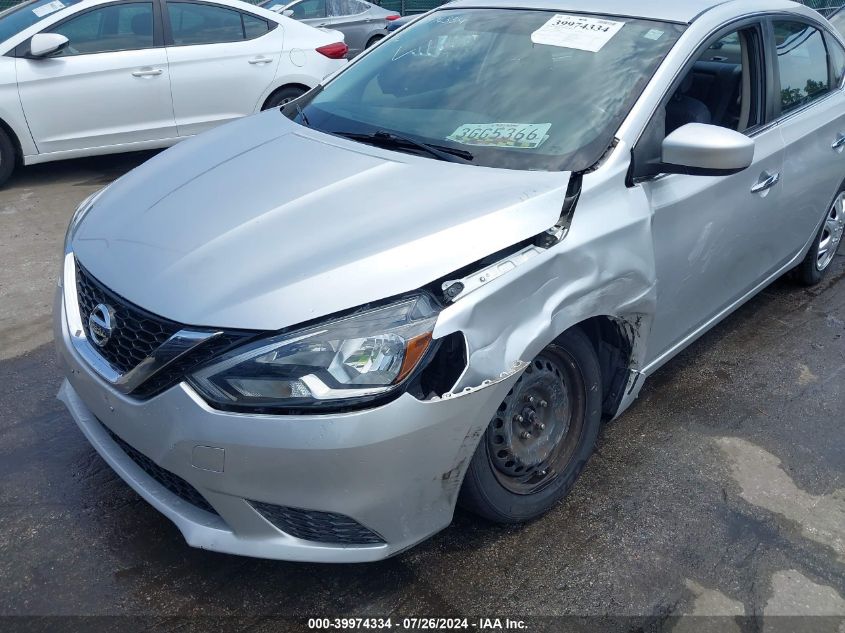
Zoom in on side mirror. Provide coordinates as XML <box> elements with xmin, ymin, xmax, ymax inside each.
<box><xmin>282</xmin><ymin>9</ymin><xmax>294</xmax><ymax>17</ymax></box>
<box><xmin>29</xmin><ymin>33</ymin><xmax>69</xmax><ymax>58</ymax></box>
<box><xmin>660</xmin><ymin>123</ymin><xmax>755</xmax><ymax>176</ymax></box>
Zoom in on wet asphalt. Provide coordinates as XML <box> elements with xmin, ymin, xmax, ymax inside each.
<box><xmin>0</xmin><ymin>155</ymin><xmax>844</xmax><ymax>632</ymax></box>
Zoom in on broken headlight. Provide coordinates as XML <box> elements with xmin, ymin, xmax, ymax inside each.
<box><xmin>188</xmin><ymin>295</ymin><xmax>439</xmax><ymax>411</ymax></box>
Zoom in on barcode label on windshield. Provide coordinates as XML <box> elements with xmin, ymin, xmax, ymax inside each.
<box><xmin>531</xmin><ymin>14</ymin><xmax>624</xmax><ymax>52</ymax></box>
<box><xmin>447</xmin><ymin>123</ymin><xmax>551</xmax><ymax>149</ymax></box>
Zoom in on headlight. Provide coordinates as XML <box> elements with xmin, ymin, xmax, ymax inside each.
<box><xmin>189</xmin><ymin>295</ymin><xmax>440</xmax><ymax>411</ymax></box>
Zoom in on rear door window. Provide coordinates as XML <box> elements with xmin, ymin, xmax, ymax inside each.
<box><xmin>827</xmin><ymin>35</ymin><xmax>845</xmax><ymax>86</ymax></box>
<box><xmin>288</xmin><ymin>0</ymin><xmax>325</xmax><ymax>19</ymax></box>
<box><xmin>773</xmin><ymin>21</ymin><xmax>831</xmax><ymax>114</ymax></box>
<box><xmin>168</xmin><ymin>2</ymin><xmax>244</xmax><ymax>45</ymax></box>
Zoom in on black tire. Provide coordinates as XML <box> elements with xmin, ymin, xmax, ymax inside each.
<box><xmin>366</xmin><ymin>35</ymin><xmax>383</xmax><ymax>48</ymax></box>
<box><xmin>459</xmin><ymin>328</ymin><xmax>603</xmax><ymax>524</ymax></box>
<box><xmin>795</xmin><ymin>183</ymin><xmax>845</xmax><ymax>286</ymax></box>
<box><xmin>0</xmin><ymin>127</ymin><xmax>16</xmax><ymax>187</ymax></box>
<box><xmin>262</xmin><ymin>85</ymin><xmax>308</xmax><ymax>111</ymax></box>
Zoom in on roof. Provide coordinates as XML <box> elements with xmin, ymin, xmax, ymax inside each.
<box><xmin>444</xmin><ymin>0</ymin><xmax>747</xmax><ymax>24</ymax></box>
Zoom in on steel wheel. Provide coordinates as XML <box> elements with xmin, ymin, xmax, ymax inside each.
<box><xmin>817</xmin><ymin>192</ymin><xmax>845</xmax><ymax>272</ymax></box>
<box><xmin>460</xmin><ymin>329</ymin><xmax>603</xmax><ymax>524</ymax></box>
<box><xmin>487</xmin><ymin>349</ymin><xmax>586</xmax><ymax>496</ymax></box>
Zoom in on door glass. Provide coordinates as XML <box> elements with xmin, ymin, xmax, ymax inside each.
<box><xmin>828</xmin><ymin>36</ymin><xmax>845</xmax><ymax>86</ymax></box>
<box><xmin>168</xmin><ymin>2</ymin><xmax>245</xmax><ymax>45</ymax></box>
<box><xmin>774</xmin><ymin>21</ymin><xmax>830</xmax><ymax>114</ymax></box>
<box><xmin>665</xmin><ymin>27</ymin><xmax>760</xmax><ymax>134</ymax></box>
<box><xmin>830</xmin><ymin>9</ymin><xmax>844</xmax><ymax>39</ymax></box>
<box><xmin>289</xmin><ymin>0</ymin><xmax>325</xmax><ymax>19</ymax></box>
<box><xmin>242</xmin><ymin>13</ymin><xmax>269</xmax><ymax>39</ymax></box>
<box><xmin>50</xmin><ymin>2</ymin><xmax>154</xmax><ymax>55</ymax></box>
<box><xmin>329</xmin><ymin>0</ymin><xmax>365</xmax><ymax>16</ymax></box>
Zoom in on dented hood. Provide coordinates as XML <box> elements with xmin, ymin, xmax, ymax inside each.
<box><xmin>72</xmin><ymin>111</ymin><xmax>571</xmax><ymax>331</ymax></box>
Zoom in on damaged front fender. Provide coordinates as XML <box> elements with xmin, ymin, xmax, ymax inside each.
<box><xmin>432</xmin><ymin>150</ymin><xmax>657</xmax><ymax>419</ymax></box>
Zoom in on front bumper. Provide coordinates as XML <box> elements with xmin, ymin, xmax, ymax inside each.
<box><xmin>55</xmin><ymin>287</ymin><xmax>522</xmax><ymax>562</ymax></box>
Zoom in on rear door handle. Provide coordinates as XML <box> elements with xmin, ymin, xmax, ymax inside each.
<box><xmin>833</xmin><ymin>134</ymin><xmax>845</xmax><ymax>152</ymax></box>
<box><xmin>132</xmin><ymin>68</ymin><xmax>163</xmax><ymax>77</ymax></box>
<box><xmin>751</xmin><ymin>171</ymin><xmax>780</xmax><ymax>194</ymax></box>
<box><xmin>248</xmin><ymin>56</ymin><xmax>273</xmax><ymax>64</ymax></box>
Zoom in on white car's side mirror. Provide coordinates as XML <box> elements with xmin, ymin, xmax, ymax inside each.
<box><xmin>661</xmin><ymin>123</ymin><xmax>755</xmax><ymax>176</ymax></box>
<box><xmin>29</xmin><ymin>33</ymin><xmax>69</xmax><ymax>58</ymax></box>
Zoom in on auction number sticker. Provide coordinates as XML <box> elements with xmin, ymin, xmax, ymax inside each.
<box><xmin>32</xmin><ymin>0</ymin><xmax>65</xmax><ymax>17</ymax></box>
<box><xmin>447</xmin><ymin>123</ymin><xmax>551</xmax><ymax>149</ymax></box>
<box><xmin>530</xmin><ymin>14</ymin><xmax>624</xmax><ymax>52</ymax></box>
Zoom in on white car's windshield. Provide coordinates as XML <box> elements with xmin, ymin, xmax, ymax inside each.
<box><xmin>0</xmin><ymin>0</ymin><xmax>83</xmax><ymax>43</ymax></box>
<box><xmin>293</xmin><ymin>9</ymin><xmax>685</xmax><ymax>171</ymax></box>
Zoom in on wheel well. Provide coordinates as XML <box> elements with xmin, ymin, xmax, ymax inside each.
<box><xmin>574</xmin><ymin>316</ymin><xmax>635</xmax><ymax>420</ymax></box>
<box><xmin>0</xmin><ymin>116</ymin><xmax>23</xmax><ymax>166</ymax></box>
<box><xmin>367</xmin><ymin>34</ymin><xmax>384</xmax><ymax>47</ymax></box>
<box><xmin>262</xmin><ymin>83</ymin><xmax>311</xmax><ymax>110</ymax></box>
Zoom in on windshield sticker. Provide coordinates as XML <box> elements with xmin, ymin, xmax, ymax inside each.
<box><xmin>643</xmin><ymin>29</ymin><xmax>664</xmax><ymax>41</ymax></box>
<box><xmin>447</xmin><ymin>123</ymin><xmax>552</xmax><ymax>150</ymax></box>
<box><xmin>268</xmin><ymin>4</ymin><xmax>284</xmax><ymax>11</ymax></box>
<box><xmin>32</xmin><ymin>0</ymin><xmax>65</xmax><ymax>17</ymax></box>
<box><xmin>530</xmin><ymin>14</ymin><xmax>624</xmax><ymax>52</ymax></box>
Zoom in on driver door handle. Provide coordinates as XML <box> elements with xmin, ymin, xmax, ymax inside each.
<box><xmin>248</xmin><ymin>56</ymin><xmax>273</xmax><ymax>64</ymax></box>
<box><xmin>833</xmin><ymin>134</ymin><xmax>845</xmax><ymax>152</ymax></box>
<box><xmin>131</xmin><ymin>68</ymin><xmax>163</xmax><ymax>77</ymax></box>
<box><xmin>751</xmin><ymin>171</ymin><xmax>780</xmax><ymax>194</ymax></box>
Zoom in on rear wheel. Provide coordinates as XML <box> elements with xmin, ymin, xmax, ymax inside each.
<box><xmin>459</xmin><ymin>328</ymin><xmax>603</xmax><ymax>523</ymax></box>
<box><xmin>795</xmin><ymin>187</ymin><xmax>845</xmax><ymax>286</ymax></box>
<box><xmin>262</xmin><ymin>85</ymin><xmax>308</xmax><ymax>111</ymax></box>
<box><xmin>0</xmin><ymin>127</ymin><xmax>16</xmax><ymax>187</ymax></box>
<box><xmin>366</xmin><ymin>35</ymin><xmax>384</xmax><ymax>48</ymax></box>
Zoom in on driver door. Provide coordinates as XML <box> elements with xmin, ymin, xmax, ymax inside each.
<box><xmin>638</xmin><ymin>23</ymin><xmax>788</xmax><ymax>366</ymax></box>
<box><xmin>15</xmin><ymin>0</ymin><xmax>175</xmax><ymax>155</ymax></box>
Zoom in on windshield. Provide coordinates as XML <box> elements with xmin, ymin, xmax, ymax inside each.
<box><xmin>0</xmin><ymin>0</ymin><xmax>83</xmax><ymax>44</ymax></box>
<box><xmin>293</xmin><ymin>9</ymin><xmax>684</xmax><ymax>171</ymax></box>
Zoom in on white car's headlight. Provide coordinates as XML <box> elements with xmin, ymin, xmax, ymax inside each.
<box><xmin>188</xmin><ymin>295</ymin><xmax>439</xmax><ymax>412</ymax></box>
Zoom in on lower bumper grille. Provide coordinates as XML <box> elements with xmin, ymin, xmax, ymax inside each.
<box><xmin>249</xmin><ymin>501</ymin><xmax>384</xmax><ymax>545</ymax></box>
<box><xmin>99</xmin><ymin>420</ymin><xmax>218</xmax><ymax>516</ymax></box>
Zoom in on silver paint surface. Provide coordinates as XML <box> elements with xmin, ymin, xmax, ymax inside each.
<box><xmin>55</xmin><ymin>0</ymin><xmax>845</xmax><ymax>561</ymax></box>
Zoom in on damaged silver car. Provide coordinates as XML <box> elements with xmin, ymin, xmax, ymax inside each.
<box><xmin>55</xmin><ymin>0</ymin><xmax>845</xmax><ymax>562</ymax></box>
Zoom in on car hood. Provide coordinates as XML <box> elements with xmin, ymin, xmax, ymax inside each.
<box><xmin>72</xmin><ymin>111</ymin><xmax>571</xmax><ymax>331</ymax></box>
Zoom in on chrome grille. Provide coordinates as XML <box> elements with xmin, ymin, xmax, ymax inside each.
<box><xmin>75</xmin><ymin>262</ymin><xmax>180</xmax><ymax>375</ymax></box>
<box><xmin>73</xmin><ymin>259</ymin><xmax>254</xmax><ymax>398</ymax></box>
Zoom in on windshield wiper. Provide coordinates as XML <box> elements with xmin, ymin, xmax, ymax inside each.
<box><xmin>294</xmin><ymin>101</ymin><xmax>310</xmax><ymax>128</ymax></box>
<box><xmin>335</xmin><ymin>130</ymin><xmax>474</xmax><ymax>164</ymax></box>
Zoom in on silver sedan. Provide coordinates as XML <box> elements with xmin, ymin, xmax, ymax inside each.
<box><xmin>261</xmin><ymin>0</ymin><xmax>400</xmax><ymax>55</ymax></box>
<box><xmin>56</xmin><ymin>0</ymin><xmax>845</xmax><ymax>562</ymax></box>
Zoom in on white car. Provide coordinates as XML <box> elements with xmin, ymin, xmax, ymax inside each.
<box><xmin>0</xmin><ymin>0</ymin><xmax>348</xmax><ymax>185</ymax></box>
